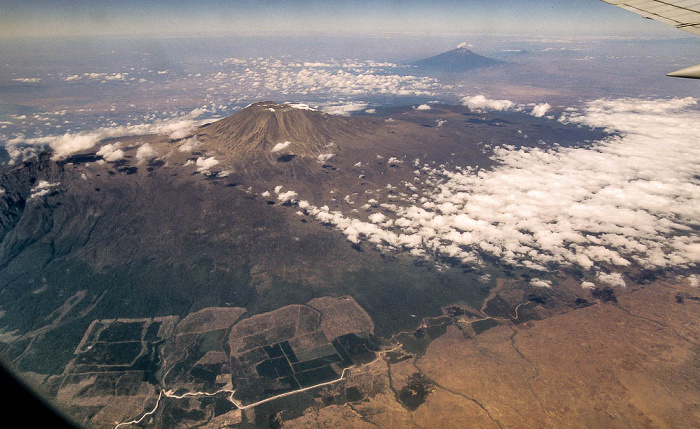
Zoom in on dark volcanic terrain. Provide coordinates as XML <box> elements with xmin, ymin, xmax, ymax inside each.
<box><xmin>1</xmin><ymin>102</ymin><xmax>698</xmax><ymax>428</ymax></box>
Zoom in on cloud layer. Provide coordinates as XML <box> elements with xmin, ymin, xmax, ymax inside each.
<box><xmin>288</xmin><ymin>97</ymin><xmax>700</xmax><ymax>282</ymax></box>
<box><xmin>211</xmin><ymin>57</ymin><xmax>441</xmax><ymax>99</ymax></box>
<box><xmin>5</xmin><ymin>108</ymin><xmax>210</xmax><ymax>160</ymax></box>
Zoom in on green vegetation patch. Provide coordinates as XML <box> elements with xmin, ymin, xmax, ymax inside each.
<box><xmin>340</xmin><ymin>260</ymin><xmax>492</xmax><ymax>337</ymax></box>
<box><xmin>99</xmin><ymin>321</ymin><xmax>144</xmax><ymax>342</ymax></box>
<box><xmin>198</xmin><ymin>329</ymin><xmax>226</xmax><ymax>354</ymax></box>
<box><xmin>293</xmin><ymin>343</ymin><xmax>337</xmax><ymax>362</ymax></box>
<box><xmin>471</xmin><ymin>318</ymin><xmax>500</xmax><ymax>335</ymax></box>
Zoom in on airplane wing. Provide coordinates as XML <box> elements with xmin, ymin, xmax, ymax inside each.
<box><xmin>602</xmin><ymin>0</ymin><xmax>700</xmax><ymax>78</ymax></box>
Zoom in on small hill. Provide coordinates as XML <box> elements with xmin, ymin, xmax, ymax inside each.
<box><xmin>415</xmin><ymin>43</ymin><xmax>503</xmax><ymax>72</ymax></box>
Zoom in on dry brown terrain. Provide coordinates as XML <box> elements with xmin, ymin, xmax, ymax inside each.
<box><xmin>287</xmin><ymin>278</ymin><xmax>700</xmax><ymax>428</ymax></box>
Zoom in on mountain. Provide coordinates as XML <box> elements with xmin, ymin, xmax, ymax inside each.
<box><xmin>0</xmin><ymin>103</ymin><xmax>499</xmax><ymax>370</ymax></box>
<box><xmin>187</xmin><ymin>101</ymin><xmax>496</xmax><ymax>195</ymax></box>
<box><xmin>414</xmin><ymin>44</ymin><xmax>503</xmax><ymax>72</ymax></box>
<box><xmin>197</xmin><ymin>101</ymin><xmax>363</xmax><ymax>160</ymax></box>
<box><xmin>1</xmin><ymin>103</ymin><xmax>694</xmax><ymax>429</ymax></box>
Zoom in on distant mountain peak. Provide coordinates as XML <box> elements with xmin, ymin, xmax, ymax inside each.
<box><xmin>415</xmin><ymin>44</ymin><xmax>502</xmax><ymax>72</ymax></box>
<box><xmin>456</xmin><ymin>42</ymin><xmax>473</xmax><ymax>51</ymax></box>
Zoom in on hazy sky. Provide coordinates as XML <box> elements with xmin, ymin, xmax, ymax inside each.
<box><xmin>0</xmin><ymin>0</ymin><xmax>685</xmax><ymax>38</ymax></box>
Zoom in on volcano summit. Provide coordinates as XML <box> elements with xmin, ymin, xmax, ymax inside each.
<box><xmin>196</xmin><ymin>102</ymin><xmax>367</xmax><ymax>161</ymax></box>
<box><xmin>414</xmin><ymin>44</ymin><xmax>503</xmax><ymax>72</ymax></box>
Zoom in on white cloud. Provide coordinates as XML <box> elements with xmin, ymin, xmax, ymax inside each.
<box><xmin>3</xmin><ymin>144</ymin><xmax>38</xmax><ymax>165</ymax></box>
<box><xmin>368</xmin><ymin>213</ymin><xmax>387</xmax><ymax>224</ymax></box>
<box><xmin>688</xmin><ymin>275</ymin><xmax>698</xmax><ymax>287</ymax></box>
<box><xmin>277</xmin><ymin>190</ymin><xmax>298</xmax><ymax>203</ymax></box>
<box><xmin>289</xmin><ymin>103</ymin><xmax>316</xmax><ymax>111</ymax></box>
<box><xmin>135</xmin><ymin>143</ymin><xmax>157</xmax><ymax>164</ymax></box>
<box><xmin>531</xmin><ymin>103</ymin><xmax>551</xmax><ymax>118</ymax></box>
<box><xmin>221</xmin><ymin>57</ymin><xmax>248</xmax><ymax>65</ymax></box>
<box><xmin>195</xmin><ymin>156</ymin><xmax>219</xmax><ymax>173</ymax></box>
<box><xmin>280</xmin><ymin>97</ymin><xmax>700</xmax><ymax>281</ymax></box>
<box><xmin>530</xmin><ymin>278</ymin><xmax>552</xmax><ymax>288</ymax></box>
<box><xmin>578</xmin><ymin>97</ymin><xmax>696</xmax><ymax>116</ymax></box>
<box><xmin>49</xmin><ymin>134</ymin><xmax>103</xmax><ymax>159</ymax></box>
<box><xmin>414</xmin><ymin>104</ymin><xmax>431</xmax><ymax>111</ymax></box>
<box><xmin>220</xmin><ymin>58</ymin><xmax>440</xmax><ymax>98</ymax></box>
<box><xmin>596</xmin><ymin>272</ymin><xmax>626</xmax><ymax>288</ymax></box>
<box><xmin>96</xmin><ymin>142</ymin><xmax>125</xmax><ymax>162</ymax></box>
<box><xmin>581</xmin><ymin>281</ymin><xmax>596</xmax><ymax>290</ymax></box>
<box><xmin>103</xmin><ymin>73</ymin><xmax>127</xmax><ymax>81</ymax></box>
<box><xmin>461</xmin><ymin>95</ymin><xmax>515</xmax><ymax>112</ymax></box>
<box><xmin>322</xmin><ymin>102</ymin><xmax>369</xmax><ymax>116</ymax></box>
<box><xmin>317</xmin><ymin>153</ymin><xmax>335</xmax><ymax>163</ymax></box>
<box><xmin>29</xmin><ymin>180</ymin><xmax>59</xmax><ymax>200</ymax></box>
<box><xmin>303</xmin><ymin>61</ymin><xmax>333</xmax><ymax>67</ymax></box>
<box><xmin>178</xmin><ymin>136</ymin><xmax>201</xmax><ymax>152</ymax></box>
<box><xmin>271</xmin><ymin>141</ymin><xmax>291</xmax><ymax>153</ymax></box>
<box><xmin>7</xmin><ymin>108</ymin><xmax>212</xmax><ymax>160</ymax></box>
<box><xmin>13</xmin><ymin>77</ymin><xmax>41</xmax><ymax>83</ymax></box>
